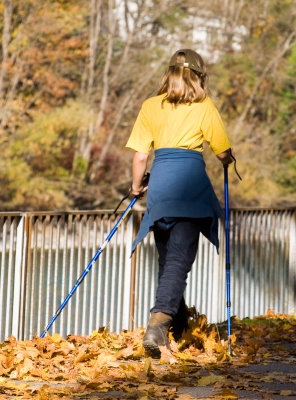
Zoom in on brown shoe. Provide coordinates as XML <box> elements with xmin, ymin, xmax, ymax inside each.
<box><xmin>143</xmin><ymin>313</ymin><xmax>172</xmax><ymax>358</ymax></box>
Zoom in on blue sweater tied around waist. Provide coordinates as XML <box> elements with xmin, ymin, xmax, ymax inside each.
<box><xmin>132</xmin><ymin>148</ymin><xmax>223</xmax><ymax>253</ymax></box>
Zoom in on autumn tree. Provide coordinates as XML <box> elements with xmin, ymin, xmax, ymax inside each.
<box><xmin>0</xmin><ymin>0</ymin><xmax>295</xmax><ymax>210</ymax></box>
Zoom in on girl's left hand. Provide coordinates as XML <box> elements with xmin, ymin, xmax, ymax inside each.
<box><xmin>131</xmin><ymin>185</ymin><xmax>148</xmax><ymax>199</ymax></box>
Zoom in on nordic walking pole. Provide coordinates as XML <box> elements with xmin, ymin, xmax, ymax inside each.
<box><xmin>40</xmin><ymin>197</ymin><xmax>138</xmax><ymax>338</ymax></box>
<box><xmin>223</xmin><ymin>163</ymin><xmax>232</xmax><ymax>355</ymax></box>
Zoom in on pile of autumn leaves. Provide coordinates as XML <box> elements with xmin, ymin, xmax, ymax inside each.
<box><xmin>0</xmin><ymin>309</ymin><xmax>295</xmax><ymax>399</ymax></box>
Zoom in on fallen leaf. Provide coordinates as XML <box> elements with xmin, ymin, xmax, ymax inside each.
<box><xmin>94</xmin><ymin>352</ymin><xmax>117</xmax><ymax>368</ymax></box>
<box><xmin>143</xmin><ymin>357</ymin><xmax>152</xmax><ymax>376</ymax></box>
<box><xmin>282</xmin><ymin>324</ymin><xmax>292</xmax><ymax>331</ymax></box>
<box><xmin>107</xmin><ymin>361</ymin><xmax>120</xmax><ymax>368</ymax></box>
<box><xmin>262</xmin><ymin>393</ymin><xmax>275</xmax><ymax>400</ymax></box>
<box><xmin>159</xmin><ymin>346</ymin><xmax>177</xmax><ymax>364</ymax></box>
<box><xmin>74</xmin><ymin>351</ymin><xmax>92</xmax><ymax>364</ymax></box>
<box><xmin>280</xmin><ymin>390</ymin><xmax>292</xmax><ymax>396</ymax></box>
<box><xmin>176</xmin><ymin>351</ymin><xmax>196</xmax><ymax>362</ymax></box>
<box><xmin>170</xmin><ymin>340</ymin><xmax>179</xmax><ymax>353</ymax></box>
<box><xmin>197</xmin><ymin>372</ymin><xmax>225</xmax><ymax>386</ymax></box>
<box><xmin>37</xmin><ymin>386</ymin><xmax>51</xmax><ymax>400</ymax></box>
<box><xmin>219</xmin><ymin>388</ymin><xmax>238</xmax><ymax>398</ymax></box>
<box><xmin>115</xmin><ymin>345</ymin><xmax>134</xmax><ymax>359</ymax></box>
<box><xmin>17</xmin><ymin>357</ymin><xmax>34</xmax><ymax>378</ymax></box>
<box><xmin>50</xmin><ymin>333</ymin><xmax>63</xmax><ymax>343</ymax></box>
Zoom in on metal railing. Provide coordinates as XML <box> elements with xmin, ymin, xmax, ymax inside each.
<box><xmin>0</xmin><ymin>208</ymin><xmax>295</xmax><ymax>341</ymax></box>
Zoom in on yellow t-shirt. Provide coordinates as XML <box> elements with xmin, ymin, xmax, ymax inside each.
<box><xmin>126</xmin><ymin>94</ymin><xmax>232</xmax><ymax>155</ymax></box>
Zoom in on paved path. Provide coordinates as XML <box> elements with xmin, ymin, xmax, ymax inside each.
<box><xmin>1</xmin><ymin>343</ymin><xmax>295</xmax><ymax>399</ymax></box>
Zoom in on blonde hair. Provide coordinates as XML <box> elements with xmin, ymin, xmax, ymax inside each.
<box><xmin>157</xmin><ymin>52</ymin><xmax>209</xmax><ymax>107</ymax></box>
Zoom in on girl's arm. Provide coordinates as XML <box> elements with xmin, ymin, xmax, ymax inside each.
<box><xmin>131</xmin><ymin>151</ymin><xmax>149</xmax><ymax>197</ymax></box>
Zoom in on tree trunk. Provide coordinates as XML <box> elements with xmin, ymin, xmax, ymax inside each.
<box><xmin>1</xmin><ymin>59</ymin><xmax>23</xmax><ymax>128</ymax></box>
<box><xmin>88</xmin><ymin>0</ymin><xmax>102</xmax><ymax>96</ymax></box>
<box><xmin>94</xmin><ymin>0</ymin><xmax>116</xmax><ymax>133</ymax></box>
<box><xmin>0</xmin><ymin>0</ymin><xmax>13</xmax><ymax>102</ymax></box>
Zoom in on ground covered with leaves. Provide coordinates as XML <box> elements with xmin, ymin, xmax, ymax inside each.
<box><xmin>0</xmin><ymin>309</ymin><xmax>296</xmax><ymax>399</ymax></box>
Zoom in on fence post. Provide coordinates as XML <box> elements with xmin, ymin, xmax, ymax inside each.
<box><xmin>12</xmin><ymin>215</ymin><xmax>25</xmax><ymax>339</ymax></box>
<box><xmin>129</xmin><ymin>212</ymin><xmax>141</xmax><ymax>331</ymax></box>
<box><xmin>122</xmin><ymin>212</ymin><xmax>135</xmax><ymax>330</ymax></box>
<box><xmin>288</xmin><ymin>210</ymin><xmax>296</xmax><ymax>313</ymax></box>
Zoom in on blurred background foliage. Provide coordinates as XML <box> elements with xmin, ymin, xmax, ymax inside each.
<box><xmin>0</xmin><ymin>0</ymin><xmax>295</xmax><ymax>211</ymax></box>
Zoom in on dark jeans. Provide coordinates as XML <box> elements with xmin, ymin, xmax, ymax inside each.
<box><xmin>151</xmin><ymin>218</ymin><xmax>210</xmax><ymax>316</ymax></box>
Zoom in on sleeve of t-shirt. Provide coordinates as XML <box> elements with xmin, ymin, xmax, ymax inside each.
<box><xmin>201</xmin><ymin>106</ymin><xmax>232</xmax><ymax>155</ymax></box>
<box><xmin>125</xmin><ymin>105</ymin><xmax>154</xmax><ymax>154</ymax></box>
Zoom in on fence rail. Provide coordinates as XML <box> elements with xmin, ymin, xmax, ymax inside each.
<box><xmin>0</xmin><ymin>208</ymin><xmax>295</xmax><ymax>341</ymax></box>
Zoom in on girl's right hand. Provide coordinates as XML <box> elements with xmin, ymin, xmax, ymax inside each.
<box><xmin>216</xmin><ymin>148</ymin><xmax>234</xmax><ymax>165</ymax></box>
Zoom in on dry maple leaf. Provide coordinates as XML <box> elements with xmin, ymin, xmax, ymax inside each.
<box><xmin>74</xmin><ymin>350</ymin><xmax>92</xmax><ymax>364</ymax></box>
<box><xmin>169</xmin><ymin>340</ymin><xmax>179</xmax><ymax>354</ymax></box>
<box><xmin>120</xmin><ymin>361</ymin><xmax>147</xmax><ymax>382</ymax></box>
<box><xmin>132</xmin><ymin>344</ymin><xmax>146</xmax><ymax>359</ymax></box>
<box><xmin>197</xmin><ymin>372</ymin><xmax>225</xmax><ymax>386</ymax></box>
<box><xmin>266</xmin><ymin>309</ymin><xmax>277</xmax><ymax>318</ymax></box>
<box><xmin>50</xmin><ymin>333</ymin><xmax>63</xmax><ymax>343</ymax></box>
<box><xmin>280</xmin><ymin>390</ymin><xmax>293</xmax><ymax>396</ymax></box>
<box><xmin>175</xmin><ymin>351</ymin><xmax>196</xmax><ymax>363</ymax></box>
<box><xmin>159</xmin><ymin>346</ymin><xmax>177</xmax><ymax>364</ymax></box>
<box><xmin>262</xmin><ymin>393</ymin><xmax>275</xmax><ymax>400</ymax></box>
<box><xmin>16</xmin><ymin>357</ymin><xmax>35</xmax><ymax>378</ymax></box>
<box><xmin>0</xmin><ymin>354</ymin><xmax>15</xmax><ymax>373</ymax></box>
<box><xmin>216</xmin><ymin>387</ymin><xmax>239</xmax><ymax>398</ymax></box>
<box><xmin>94</xmin><ymin>351</ymin><xmax>117</xmax><ymax>369</ymax></box>
<box><xmin>203</xmin><ymin>329</ymin><xmax>222</xmax><ymax>355</ymax></box>
<box><xmin>86</xmin><ymin>380</ymin><xmax>115</xmax><ymax>391</ymax></box>
<box><xmin>115</xmin><ymin>345</ymin><xmax>134</xmax><ymax>359</ymax></box>
<box><xmin>30</xmin><ymin>367</ymin><xmax>51</xmax><ymax>381</ymax></box>
<box><xmin>67</xmin><ymin>334</ymin><xmax>89</xmax><ymax>344</ymax></box>
<box><xmin>15</xmin><ymin>343</ymin><xmax>40</xmax><ymax>359</ymax></box>
<box><xmin>143</xmin><ymin>357</ymin><xmax>153</xmax><ymax>377</ymax></box>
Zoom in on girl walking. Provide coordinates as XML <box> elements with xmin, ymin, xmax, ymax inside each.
<box><xmin>126</xmin><ymin>49</ymin><xmax>234</xmax><ymax>357</ymax></box>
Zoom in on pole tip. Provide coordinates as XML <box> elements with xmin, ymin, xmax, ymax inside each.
<box><xmin>228</xmin><ymin>340</ymin><xmax>232</xmax><ymax>356</ymax></box>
